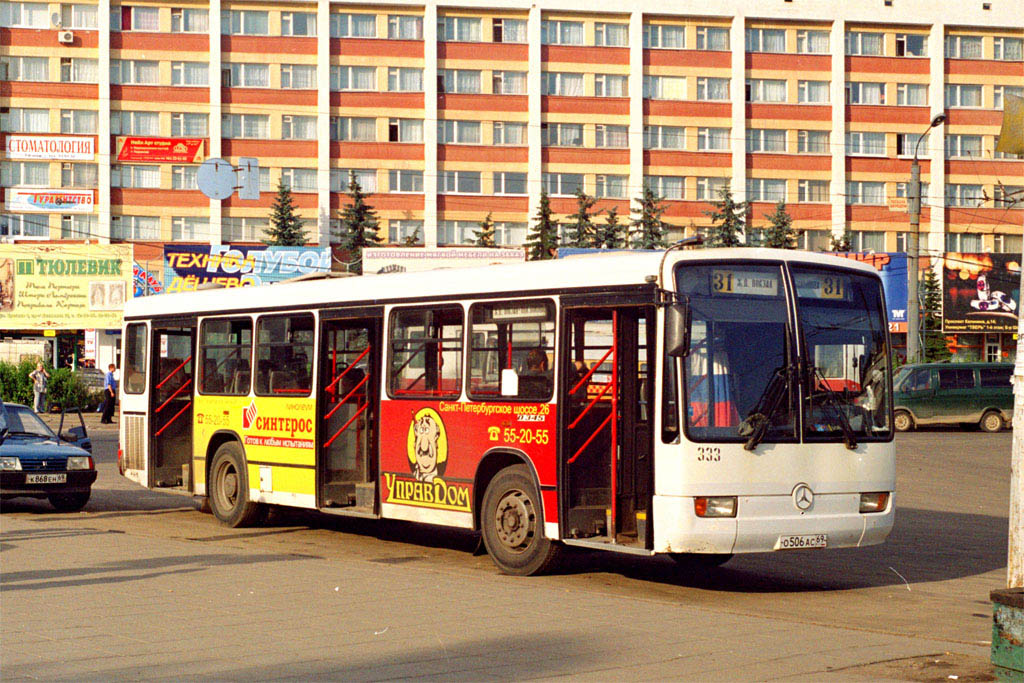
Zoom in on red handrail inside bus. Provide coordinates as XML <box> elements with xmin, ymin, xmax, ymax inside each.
<box><xmin>325</xmin><ymin>374</ymin><xmax>368</xmax><ymax>420</ymax></box>
<box><xmin>324</xmin><ymin>402</ymin><xmax>367</xmax><ymax>448</ymax></box>
<box><xmin>154</xmin><ymin>400</ymin><xmax>192</xmax><ymax>437</ymax></box>
<box><xmin>324</xmin><ymin>346</ymin><xmax>370</xmax><ymax>394</ymax></box>
<box><xmin>155</xmin><ymin>378</ymin><xmax>192</xmax><ymax>414</ymax></box>
<box><xmin>157</xmin><ymin>355</ymin><xmax>192</xmax><ymax>390</ymax></box>
<box><xmin>570</xmin><ymin>346</ymin><xmax>613</xmax><ymax>396</ymax></box>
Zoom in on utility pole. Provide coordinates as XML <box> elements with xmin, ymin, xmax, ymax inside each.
<box><xmin>906</xmin><ymin>113</ymin><xmax>947</xmax><ymax>362</ymax></box>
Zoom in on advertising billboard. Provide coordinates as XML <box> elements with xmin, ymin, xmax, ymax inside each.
<box><xmin>5</xmin><ymin>135</ymin><xmax>94</xmax><ymax>160</ymax></box>
<box><xmin>0</xmin><ymin>244</ymin><xmax>132</xmax><ymax>330</ymax></box>
<box><xmin>942</xmin><ymin>252</ymin><xmax>1021</xmax><ymax>333</ymax></box>
<box><xmin>115</xmin><ymin>136</ymin><xmax>204</xmax><ymax>163</ymax></box>
<box><xmin>5</xmin><ymin>189</ymin><xmax>94</xmax><ymax>213</ymax></box>
<box><xmin>362</xmin><ymin>247</ymin><xmax>525</xmax><ymax>274</ymax></box>
<box><xmin>834</xmin><ymin>252</ymin><xmax>909</xmax><ymax>333</ymax></box>
<box><xmin>163</xmin><ymin>245</ymin><xmax>332</xmax><ymax>292</ymax></box>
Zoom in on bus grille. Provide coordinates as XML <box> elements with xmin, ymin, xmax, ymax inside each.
<box><xmin>124</xmin><ymin>414</ymin><xmax>146</xmax><ymax>471</ymax></box>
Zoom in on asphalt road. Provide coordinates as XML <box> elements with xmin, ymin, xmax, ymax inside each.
<box><xmin>1</xmin><ymin>418</ymin><xmax>1009</xmax><ymax>680</ymax></box>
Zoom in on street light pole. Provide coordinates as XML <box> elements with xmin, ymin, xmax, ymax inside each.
<box><xmin>906</xmin><ymin>113</ymin><xmax>947</xmax><ymax>362</ymax></box>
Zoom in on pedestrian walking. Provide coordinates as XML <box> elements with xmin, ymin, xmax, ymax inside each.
<box><xmin>28</xmin><ymin>362</ymin><xmax>50</xmax><ymax>413</ymax></box>
<box><xmin>101</xmin><ymin>363</ymin><xmax>118</xmax><ymax>424</ymax></box>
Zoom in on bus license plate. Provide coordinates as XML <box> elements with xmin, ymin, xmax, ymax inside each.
<box><xmin>777</xmin><ymin>534</ymin><xmax>827</xmax><ymax>550</ymax></box>
<box><xmin>26</xmin><ymin>473</ymin><xmax>66</xmax><ymax>484</ymax></box>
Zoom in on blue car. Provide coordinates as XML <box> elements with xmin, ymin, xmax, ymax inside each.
<box><xmin>0</xmin><ymin>403</ymin><xmax>97</xmax><ymax>511</ymax></box>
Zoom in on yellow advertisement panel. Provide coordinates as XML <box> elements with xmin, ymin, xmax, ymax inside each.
<box><xmin>0</xmin><ymin>244</ymin><xmax>133</xmax><ymax>330</ymax></box>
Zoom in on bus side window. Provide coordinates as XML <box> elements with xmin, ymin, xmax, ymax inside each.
<box><xmin>255</xmin><ymin>313</ymin><xmax>315</xmax><ymax>396</ymax></box>
<box><xmin>124</xmin><ymin>322</ymin><xmax>147</xmax><ymax>394</ymax></box>
<box><xmin>466</xmin><ymin>300</ymin><xmax>555</xmax><ymax>402</ymax></box>
<box><xmin>388</xmin><ymin>306</ymin><xmax>464</xmax><ymax>399</ymax></box>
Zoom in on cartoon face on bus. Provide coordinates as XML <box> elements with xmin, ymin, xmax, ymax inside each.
<box><xmin>407</xmin><ymin>408</ymin><xmax>448</xmax><ymax>482</ymax></box>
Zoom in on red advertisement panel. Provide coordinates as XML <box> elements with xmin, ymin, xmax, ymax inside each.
<box><xmin>115</xmin><ymin>136</ymin><xmax>204</xmax><ymax>163</ymax></box>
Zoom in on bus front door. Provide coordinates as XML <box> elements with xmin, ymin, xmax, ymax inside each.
<box><xmin>561</xmin><ymin>305</ymin><xmax>654</xmax><ymax>548</ymax></box>
<box><xmin>318</xmin><ymin>313</ymin><xmax>381</xmax><ymax>512</ymax></box>
<box><xmin>150</xmin><ymin>324</ymin><xmax>196</xmax><ymax>489</ymax></box>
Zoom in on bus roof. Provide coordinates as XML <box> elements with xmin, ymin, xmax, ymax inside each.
<box><xmin>124</xmin><ymin>248</ymin><xmax>880</xmax><ymax>320</ymax></box>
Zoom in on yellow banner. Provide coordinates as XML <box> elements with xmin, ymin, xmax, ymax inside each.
<box><xmin>0</xmin><ymin>244</ymin><xmax>133</xmax><ymax>330</ymax></box>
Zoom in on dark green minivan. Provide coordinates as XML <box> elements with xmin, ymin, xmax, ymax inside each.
<box><xmin>893</xmin><ymin>362</ymin><xmax>1013</xmax><ymax>432</ymax></box>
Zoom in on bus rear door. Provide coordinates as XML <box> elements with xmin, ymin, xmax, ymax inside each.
<box><xmin>150</xmin><ymin>321</ymin><xmax>196</xmax><ymax>489</ymax></box>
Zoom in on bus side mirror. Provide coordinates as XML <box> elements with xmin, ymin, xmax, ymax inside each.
<box><xmin>665</xmin><ymin>303</ymin><xmax>691</xmax><ymax>358</ymax></box>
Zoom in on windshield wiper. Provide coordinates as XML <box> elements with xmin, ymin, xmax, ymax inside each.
<box><xmin>808</xmin><ymin>365</ymin><xmax>858</xmax><ymax>451</ymax></box>
<box><xmin>4</xmin><ymin>430</ymin><xmax>49</xmax><ymax>438</ymax></box>
<box><xmin>738</xmin><ymin>366</ymin><xmax>792</xmax><ymax>451</ymax></box>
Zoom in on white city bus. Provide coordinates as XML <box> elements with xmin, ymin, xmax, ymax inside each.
<box><xmin>119</xmin><ymin>248</ymin><xmax>894</xmax><ymax>575</ymax></box>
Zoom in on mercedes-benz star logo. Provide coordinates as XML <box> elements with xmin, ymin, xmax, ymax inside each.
<box><xmin>792</xmin><ymin>483</ymin><xmax>814</xmax><ymax>511</ymax></box>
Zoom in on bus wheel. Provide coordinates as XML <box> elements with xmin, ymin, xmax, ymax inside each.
<box><xmin>893</xmin><ymin>410</ymin><xmax>914</xmax><ymax>432</ymax></box>
<box><xmin>481</xmin><ymin>465</ymin><xmax>560</xmax><ymax>576</ymax></box>
<box><xmin>980</xmin><ymin>410</ymin><xmax>1004</xmax><ymax>433</ymax></box>
<box><xmin>209</xmin><ymin>442</ymin><xmax>264</xmax><ymax>527</ymax></box>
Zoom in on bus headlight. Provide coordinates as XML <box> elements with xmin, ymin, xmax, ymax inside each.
<box><xmin>1</xmin><ymin>456</ymin><xmax>22</xmax><ymax>471</ymax></box>
<box><xmin>67</xmin><ymin>456</ymin><xmax>93</xmax><ymax>470</ymax></box>
<box><xmin>695</xmin><ymin>496</ymin><xmax>737</xmax><ymax>518</ymax></box>
<box><xmin>859</xmin><ymin>492</ymin><xmax>889</xmax><ymax>513</ymax></box>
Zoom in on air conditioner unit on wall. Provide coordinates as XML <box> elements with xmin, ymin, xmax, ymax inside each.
<box><xmin>58</xmin><ymin>30</ymin><xmax>74</xmax><ymax>44</ymax></box>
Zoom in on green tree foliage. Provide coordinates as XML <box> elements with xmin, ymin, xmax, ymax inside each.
<box><xmin>703</xmin><ymin>184</ymin><xmax>747</xmax><ymax>248</ymax></box>
<box><xmin>761</xmin><ymin>201</ymin><xmax>798</xmax><ymax>249</ymax></box>
<box><xmin>830</xmin><ymin>228</ymin><xmax>852</xmax><ymax>252</ymax></box>
<box><xmin>0</xmin><ymin>361</ymin><xmax>98</xmax><ymax>409</ymax></box>
<box><xmin>594</xmin><ymin>205</ymin><xmax>626</xmax><ymax>249</ymax></box>
<box><xmin>473</xmin><ymin>212</ymin><xmax>496</xmax><ymax>247</ymax></box>
<box><xmin>337</xmin><ymin>171</ymin><xmax>382</xmax><ymax>274</ymax></box>
<box><xmin>525</xmin><ymin>189</ymin><xmax>560</xmax><ymax>260</ymax></box>
<box><xmin>629</xmin><ymin>187</ymin><xmax>669</xmax><ymax>249</ymax></box>
<box><xmin>401</xmin><ymin>226</ymin><xmax>422</xmax><ymax>247</ymax></box>
<box><xmin>264</xmin><ymin>181</ymin><xmax>309</xmax><ymax>246</ymax></box>
<box><xmin>562</xmin><ymin>189</ymin><xmax>597</xmax><ymax>248</ymax></box>
<box><xmin>921</xmin><ymin>265</ymin><xmax>951</xmax><ymax>362</ymax></box>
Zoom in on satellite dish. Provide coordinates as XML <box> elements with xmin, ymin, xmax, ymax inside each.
<box><xmin>197</xmin><ymin>158</ymin><xmax>236</xmax><ymax>200</ymax></box>
<box><xmin>51</xmin><ymin>12</ymin><xmax>62</xmax><ymax>27</ymax></box>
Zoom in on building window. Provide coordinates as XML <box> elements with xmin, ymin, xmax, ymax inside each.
<box><xmin>281</xmin><ymin>64</ymin><xmax>316</xmax><ymax>89</ymax></box>
<box><xmin>492</xmin><ymin>70</ymin><xmax>527</xmax><ymax>95</ymax></box>
<box><xmin>493</xmin><ymin>121</ymin><xmax>526</xmax><ymax>145</ymax></box>
<box><xmin>945</xmin><ymin>134</ymin><xmax>983</xmax><ymax>159</ymax></box>
<box><xmin>846</xmin><ymin>181</ymin><xmax>885</xmax><ymax>205</ymax></box>
<box><xmin>1</xmin><ymin>214</ymin><xmax>49</xmax><ymax>238</ymax></box>
<box><xmin>114</xmin><ymin>5</ymin><xmax>159</xmax><ymax>31</ymax></box>
<box><xmin>1</xmin><ymin>161</ymin><xmax>49</xmax><ymax>187</ymax></box>
<box><xmin>895</xmin><ymin>33</ymin><xmax>928</xmax><ymax>56</ymax></box>
<box><xmin>696</xmin><ymin>177</ymin><xmax>728</xmax><ymax>200</ymax></box>
<box><xmin>945</xmin><ymin>84</ymin><xmax>983</xmax><ymax>108</ymax></box>
<box><xmin>945</xmin><ymin>184</ymin><xmax>984</xmax><ymax>207</ymax></box>
<box><xmin>895</xmin><ymin>181</ymin><xmax>930</xmax><ymax>200</ymax></box>
<box><xmin>645</xmin><ymin>176</ymin><xmax>684</xmax><ymax>200</ymax></box>
<box><xmin>2</xmin><ymin>56</ymin><xmax>49</xmax><ymax>81</ymax></box>
<box><xmin>438</xmin><ymin>16</ymin><xmax>481</xmax><ymax>42</ymax></box>
<box><xmin>170</xmin><ymin>165</ymin><xmax>198</xmax><ymax>190</ymax></box>
<box><xmin>994</xmin><ymin>86</ymin><xmax>1024</xmax><ymax>109</ymax></box>
<box><xmin>3</xmin><ymin>107</ymin><xmax>49</xmax><ymax>133</ymax></box>
<box><xmin>541</xmin><ymin>172</ymin><xmax>583</xmax><ymax>196</ymax></box>
<box><xmin>543</xmin><ymin>72</ymin><xmax>585</xmax><ymax>97</ymax></box>
<box><xmin>438</xmin><ymin>119</ymin><xmax>481</xmax><ymax>144</ymax></box>
<box><xmin>541</xmin><ymin>122</ymin><xmax>583</xmax><ymax>147</ymax></box>
<box><xmin>493</xmin><ymin>222</ymin><xmax>527</xmax><ymax>246</ymax></box>
<box><xmin>697</xmin><ymin>127</ymin><xmax>730</xmax><ymax>151</ymax></box>
<box><xmin>595</xmin><ymin>22</ymin><xmax>628</xmax><ymax>47</ymax></box>
<box><xmin>849</xmin><ymin>231</ymin><xmax>886</xmax><ymax>252</ymax></box>
<box><xmin>492</xmin><ymin>18</ymin><xmax>526</xmax><ymax>43</ymax></box>
<box><xmin>61</xmin><ymin>214</ymin><xmax>96</xmax><ymax>239</ymax></box>
<box><xmin>747</xmin><ymin>128</ymin><xmax>786</xmax><ymax>153</ymax></box>
<box><xmin>994</xmin><ymin>37</ymin><xmax>1023</xmax><ymax>61</ymax></box>
<box><xmin>994</xmin><ymin>234</ymin><xmax>1023</xmax><ymax>252</ymax></box>
<box><xmin>595</xmin><ymin>124</ymin><xmax>628</xmax><ymax>148</ymax></box>
<box><xmin>796</xmin><ymin>30</ymin><xmax>829</xmax><ymax>54</ymax></box>
<box><xmin>439</xmin><ymin>170</ymin><xmax>481</xmax><ymax>194</ymax></box>
<box><xmin>221</xmin><ymin>9</ymin><xmax>268</xmax><ymax>35</ymax></box>
<box><xmin>224</xmin><ymin>62</ymin><xmax>269</xmax><ymax>88</ymax></box>
<box><xmin>994</xmin><ymin>185</ymin><xmax>1023</xmax><ymax>208</ymax></box>
<box><xmin>798</xmin><ymin>129</ymin><xmax>830</xmax><ymax>153</ymax></box>
<box><xmin>385</xmin><ymin>67</ymin><xmax>421</xmax><ymax>92</ymax></box>
<box><xmin>797</xmin><ymin>80</ymin><xmax>830</xmax><ymax>103</ymax></box>
<box><xmin>387</xmin><ymin>219</ymin><xmax>422</xmax><ymax>244</ymax></box>
<box><xmin>61</xmin><ymin>4</ymin><xmax>98</xmax><ymax>28</ymax></box>
<box><xmin>388</xmin><ymin>14</ymin><xmax>422</xmax><ymax>40</ymax></box>
<box><xmin>643</xmin><ymin>75</ymin><xmax>686</xmax><ymax>100</ymax></box>
<box><xmin>944</xmin><ymin>34</ymin><xmax>983</xmax><ymax>59</ymax></box>
<box><xmin>61</xmin><ymin>162</ymin><xmax>97</xmax><ymax>187</ymax></box>
<box><xmin>171</xmin><ymin>112</ymin><xmax>207</xmax><ymax>137</ymax></box>
<box><xmin>896</xmin><ymin>133</ymin><xmax>928</xmax><ymax>157</ymax></box>
<box><xmin>111</xmin><ymin>110</ymin><xmax>159</xmax><ymax>135</ymax></box>
<box><xmin>170</xmin><ymin>7</ymin><xmax>207</xmax><ymax>32</ymax></box>
<box><xmin>747</xmin><ymin>79</ymin><xmax>787</xmax><ymax>103</ymax></box>
<box><xmin>696</xmin><ymin>26</ymin><xmax>729</xmax><ymax>51</ymax></box>
<box><xmin>541</xmin><ymin>19</ymin><xmax>583</xmax><ymax>45</ymax></box>
<box><xmin>945</xmin><ymin>232</ymin><xmax>983</xmax><ymax>251</ymax></box>
<box><xmin>110</xmin><ymin>59</ymin><xmax>159</xmax><ymax>85</ymax></box>
<box><xmin>1</xmin><ymin>2</ymin><xmax>49</xmax><ymax>27</ymax></box>
<box><xmin>493</xmin><ymin>171</ymin><xmax>527</xmax><ymax>195</ymax></box>
<box><xmin>846</xmin><ymin>81</ymin><xmax>886</xmax><ymax>105</ymax></box>
<box><xmin>170</xmin><ymin>216</ymin><xmax>207</xmax><ymax>241</ymax></box>
<box><xmin>439</xmin><ymin>69</ymin><xmax>481</xmax><ymax>94</ymax></box>
<box><xmin>385</xmin><ymin>118</ymin><xmax>421</xmax><ymax>143</ymax></box>
<box><xmin>283</xmin><ymin>115</ymin><xmax>317</xmax><ymax>140</ymax></box>
<box><xmin>846</xmin><ymin>131</ymin><xmax>887</xmax><ymax>156</ymax></box>
<box><xmin>896</xmin><ymin>83</ymin><xmax>928</xmax><ymax>106</ymax></box>
<box><xmin>330</xmin><ymin>13</ymin><xmax>375</xmax><ymax>38</ymax></box>
<box><xmin>111</xmin><ymin>164</ymin><xmax>160</xmax><ymax>189</ymax></box>
<box><xmin>330</xmin><ymin>65</ymin><xmax>376</xmax><ymax>91</ymax></box>
<box><xmin>221</xmin><ymin>216</ymin><xmax>269</xmax><ymax>242</ymax></box>
<box><xmin>281</xmin><ymin>168</ymin><xmax>317</xmax><ymax>192</ymax></box>
<box><xmin>594</xmin><ymin>74</ymin><xmax>628</xmax><ymax>97</ymax></box>
<box><xmin>696</xmin><ymin>77</ymin><xmax>730</xmax><ymax>101</ymax></box>
<box><xmin>389</xmin><ymin>169</ymin><xmax>423</xmax><ymax>193</ymax></box>
<box><xmin>595</xmin><ymin>174</ymin><xmax>627</xmax><ymax>198</ymax></box>
<box><xmin>171</xmin><ymin>61</ymin><xmax>209</xmax><ymax>86</ymax></box>
<box><xmin>59</xmin><ymin>109</ymin><xmax>97</xmax><ymax>134</ymax></box>
<box><xmin>330</xmin><ymin>168</ymin><xmax>377</xmax><ymax>193</ymax></box>
<box><xmin>643</xmin><ymin>23</ymin><xmax>685</xmax><ymax>49</ymax></box>
<box><xmin>845</xmin><ymin>31</ymin><xmax>883</xmax><ymax>56</ymax></box>
<box><xmin>281</xmin><ymin>12</ymin><xmax>316</xmax><ymax>36</ymax></box>
<box><xmin>111</xmin><ymin>215</ymin><xmax>160</xmax><ymax>240</ymax></box>
<box><xmin>798</xmin><ymin>180</ymin><xmax>829</xmax><ymax>202</ymax></box>
<box><xmin>746</xmin><ymin>178</ymin><xmax>786</xmax><ymax>202</ymax></box>
<box><xmin>745</xmin><ymin>28</ymin><xmax>785</xmax><ymax>53</ymax></box>
<box><xmin>643</xmin><ymin>125</ymin><xmax>685</xmax><ymax>150</ymax></box>
<box><xmin>221</xmin><ymin>114</ymin><xmax>270</xmax><ymax>139</ymax></box>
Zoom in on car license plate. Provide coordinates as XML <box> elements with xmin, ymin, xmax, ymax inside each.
<box><xmin>776</xmin><ymin>534</ymin><xmax>827</xmax><ymax>550</ymax></box>
<box><xmin>26</xmin><ymin>473</ymin><xmax>67</xmax><ymax>484</ymax></box>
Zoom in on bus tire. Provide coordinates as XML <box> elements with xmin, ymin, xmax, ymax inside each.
<box><xmin>480</xmin><ymin>465</ymin><xmax>560</xmax><ymax>576</ymax></box>
<box><xmin>893</xmin><ymin>410</ymin><xmax>914</xmax><ymax>432</ymax></box>
<box><xmin>209</xmin><ymin>442</ymin><xmax>264</xmax><ymax>528</ymax></box>
<box><xmin>980</xmin><ymin>410</ymin><xmax>1004</xmax><ymax>433</ymax></box>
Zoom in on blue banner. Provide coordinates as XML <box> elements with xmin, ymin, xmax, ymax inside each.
<box><xmin>835</xmin><ymin>253</ymin><xmax>908</xmax><ymax>328</ymax></box>
<box><xmin>163</xmin><ymin>245</ymin><xmax>331</xmax><ymax>293</ymax></box>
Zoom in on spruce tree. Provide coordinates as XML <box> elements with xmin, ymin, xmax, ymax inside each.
<box><xmin>401</xmin><ymin>226</ymin><xmax>421</xmax><ymax>246</ymax></box>
<box><xmin>338</xmin><ymin>171</ymin><xmax>382</xmax><ymax>274</ymax></box>
<box><xmin>629</xmin><ymin>187</ymin><xmax>669</xmax><ymax>249</ymax></box>
<box><xmin>594</xmin><ymin>205</ymin><xmax>626</xmax><ymax>249</ymax></box>
<box><xmin>921</xmin><ymin>265</ymin><xmax>951</xmax><ymax>362</ymax></box>
<box><xmin>525</xmin><ymin>189</ymin><xmax>560</xmax><ymax>260</ymax></box>
<box><xmin>703</xmin><ymin>184</ymin><xmax>747</xmax><ymax>248</ymax></box>
<box><xmin>264</xmin><ymin>180</ymin><xmax>309</xmax><ymax>246</ymax></box>
<box><xmin>472</xmin><ymin>212</ymin><xmax>496</xmax><ymax>247</ymax></box>
<box><xmin>562</xmin><ymin>189</ymin><xmax>597</xmax><ymax>248</ymax></box>
<box><xmin>830</xmin><ymin>228</ymin><xmax>852</xmax><ymax>252</ymax></box>
<box><xmin>761</xmin><ymin>201</ymin><xmax>797</xmax><ymax>249</ymax></box>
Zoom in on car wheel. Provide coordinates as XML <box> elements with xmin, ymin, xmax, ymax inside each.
<box><xmin>893</xmin><ymin>410</ymin><xmax>914</xmax><ymax>432</ymax></box>
<box><xmin>480</xmin><ymin>465</ymin><xmax>560</xmax><ymax>576</ymax></box>
<box><xmin>980</xmin><ymin>410</ymin><xmax>1004</xmax><ymax>433</ymax></box>
<box><xmin>208</xmin><ymin>442</ymin><xmax>265</xmax><ymax>527</ymax></box>
<box><xmin>48</xmin><ymin>490</ymin><xmax>90</xmax><ymax>512</ymax></box>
